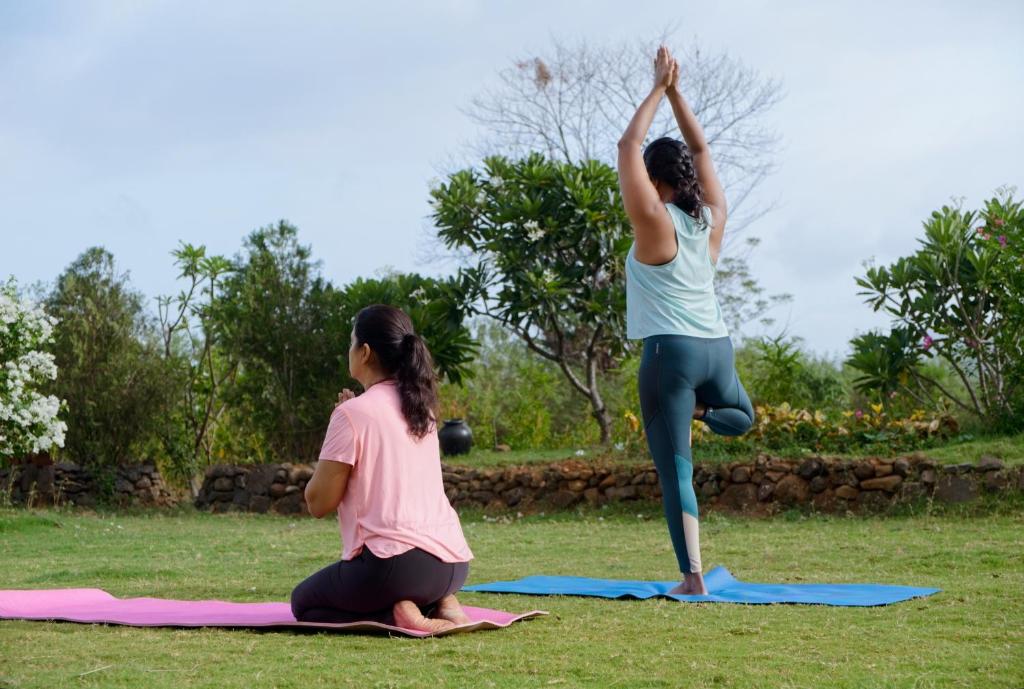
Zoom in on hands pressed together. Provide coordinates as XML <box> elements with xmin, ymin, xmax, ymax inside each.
<box><xmin>653</xmin><ymin>44</ymin><xmax>680</xmax><ymax>93</ymax></box>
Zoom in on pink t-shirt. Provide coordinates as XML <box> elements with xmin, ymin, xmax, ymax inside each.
<box><xmin>318</xmin><ymin>379</ymin><xmax>473</xmax><ymax>563</ymax></box>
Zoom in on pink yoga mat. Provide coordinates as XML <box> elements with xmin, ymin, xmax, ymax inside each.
<box><xmin>0</xmin><ymin>587</ymin><xmax>547</xmax><ymax>638</ymax></box>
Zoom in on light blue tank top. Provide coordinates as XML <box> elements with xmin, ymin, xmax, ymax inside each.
<box><xmin>625</xmin><ymin>203</ymin><xmax>729</xmax><ymax>340</ymax></box>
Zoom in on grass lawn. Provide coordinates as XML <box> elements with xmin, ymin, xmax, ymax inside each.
<box><xmin>1</xmin><ymin>496</ymin><xmax>1022</xmax><ymax>688</ymax></box>
<box><xmin>447</xmin><ymin>431</ymin><xmax>1024</xmax><ymax>469</ymax></box>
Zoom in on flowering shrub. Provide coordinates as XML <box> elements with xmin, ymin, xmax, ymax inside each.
<box><xmin>0</xmin><ymin>278</ymin><xmax>66</xmax><ymax>460</ymax></box>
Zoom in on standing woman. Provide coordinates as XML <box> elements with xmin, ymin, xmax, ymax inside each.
<box><xmin>617</xmin><ymin>45</ymin><xmax>756</xmax><ymax>595</ymax></box>
<box><xmin>290</xmin><ymin>304</ymin><xmax>474</xmax><ymax>632</ymax></box>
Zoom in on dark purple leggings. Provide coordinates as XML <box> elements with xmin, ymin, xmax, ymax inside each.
<box><xmin>290</xmin><ymin>546</ymin><xmax>470</xmax><ymax>625</ymax></box>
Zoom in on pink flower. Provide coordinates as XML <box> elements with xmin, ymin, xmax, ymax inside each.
<box><xmin>922</xmin><ymin>335</ymin><xmax>933</xmax><ymax>351</ymax></box>
<box><xmin>993</xmin><ymin>217</ymin><xmax>1005</xmax><ymax>227</ymax></box>
<box><xmin>854</xmin><ymin>409</ymin><xmax>864</xmax><ymax>419</ymax></box>
<box><xmin>998</xmin><ymin>235</ymin><xmax>1007</xmax><ymax>247</ymax></box>
<box><xmin>889</xmin><ymin>390</ymin><xmax>898</xmax><ymax>399</ymax></box>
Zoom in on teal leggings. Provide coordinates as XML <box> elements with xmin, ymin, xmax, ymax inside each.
<box><xmin>638</xmin><ymin>334</ymin><xmax>755</xmax><ymax>574</ymax></box>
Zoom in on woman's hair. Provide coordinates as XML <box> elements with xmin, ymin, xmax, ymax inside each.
<box><xmin>643</xmin><ymin>136</ymin><xmax>706</xmax><ymax>223</ymax></box>
<box><xmin>352</xmin><ymin>304</ymin><xmax>439</xmax><ymax>440</ymax></box>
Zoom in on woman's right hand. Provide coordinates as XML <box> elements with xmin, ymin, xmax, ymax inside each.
<box><xmin>653</xmin><ymin>45</ymin><xmax>675</xmax><ymax>90</ymax></box>
<box><xmin>336</xmin><ymin>388</ymin><xmax>356</xmax><ymax>407</ymax></box>
<box><xmin>667</xmin><ymin>57</ymin><xmax>680</xmax><ymax>94</ymax></box>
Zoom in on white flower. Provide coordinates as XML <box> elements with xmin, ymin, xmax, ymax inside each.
<box><xmin>0</xmin><ymin>278</ymin><xmax>66</xmax><ymax>459</ymax></box>
<box><xmin>475</xmin><ymin>189</ymin><xmax>486</xmax><ymax>205</ymax></box>
<box><xmin>574</xmin><ymin>449</ymin><xmax>586</xmax><ymax>456</ymax></box>
<box><xmin>614</xmin><ymin>441</ymin><xmax>624</xmax><ymax>451</ymax></box>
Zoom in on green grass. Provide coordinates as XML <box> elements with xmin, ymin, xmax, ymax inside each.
<box><xmin>1</xmin><ymin>498</ymin><xmax>1022</xmax><ymax>688</ymax></box>
<box><xmin>445</xmin><ymin>431</ymin><xmax>1024</xmax><ymax>469</ymax></box>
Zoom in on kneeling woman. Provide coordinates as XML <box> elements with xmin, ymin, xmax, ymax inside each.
<box><xmin>291</xmin><ymin>304</ymin><xmax>473</xmax><ymax>632</ymax></box>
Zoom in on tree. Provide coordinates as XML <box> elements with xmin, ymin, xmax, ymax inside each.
<box><xmin>1</xmin><ymin>277</ymin><xmax>66</xmax><ymax>461</ymax></box>
<box><xmin>212</xmin><ymin>222</ymin><xmax>480</xmax><ymax>462</ymax></box>
<box><xmin>43</xmin><ymin>249</ymin><xmax>167</xmax><ymax>469</ymax></box>
<box><xmin>431</xmin><ymin>153</ymin><xmax>633</xmax><ymax>444</ymax></box>
<box><xmin>849</xmin><ymin>187</ymin><xmax>1023</xmax><ymax>430</ymax></box>
<box><xmin>157</xmin><ymin>243</ymin><xmax>236</xmax><ymax>496</ymax></box>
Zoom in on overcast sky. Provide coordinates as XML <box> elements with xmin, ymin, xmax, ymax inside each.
<box><xmin>2</xmin><ymin>0</ymin><xmax>1021</xmax><ymax>361</ymax></box>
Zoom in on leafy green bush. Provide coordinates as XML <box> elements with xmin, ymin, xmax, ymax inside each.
<box><xmin>850</xmin><ymin>187</ymin><xmax>1023</xmax><ymax>431</ymax></box>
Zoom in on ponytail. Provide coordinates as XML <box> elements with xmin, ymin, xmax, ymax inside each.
<box><xmin>353</xmin><ymin>305</ymin><xmax>440</xmax><ymax>440</ymax></box>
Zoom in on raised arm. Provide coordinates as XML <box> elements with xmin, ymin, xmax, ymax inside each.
<box><xmin>665</xmin><ymin>60</ymin><xmax>727</xmax><ymax>262</ymax></box>
<box><xmin>616</xmin><ymin>45</ymin><xmax>675</xmax><ymax>250</ymax></box>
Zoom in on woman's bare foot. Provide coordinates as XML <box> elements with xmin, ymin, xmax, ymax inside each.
<box><xmin>667</xmin><ymin>571</ymin><xmax>708</xmax><ymax>595</ymax></box>
<box><xmin>434</xmin><ymin>594</ymin><xmax>472</xmax><ymax>625</ymax></box>
<box><xmin>392</xmin><ymin>600</ymin><xmax>456</xmax><ymax>633</ymax></box>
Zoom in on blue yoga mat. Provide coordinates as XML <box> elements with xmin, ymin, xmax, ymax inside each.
<box><xmin>462</xmin><ymin>565</ymin><xmax>941</xmax><ymax>607</ymax></box>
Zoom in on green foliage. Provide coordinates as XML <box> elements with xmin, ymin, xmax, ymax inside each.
<box><xmin>43</xmin><ymin>248</ymin><xmax>172</xmax><ymax>470</ymax></box>
<box><xmin>437</xmin><ymin>319</ymin><xmax>643</xmax><ymax>452</ymax></box>
<box><xmin>209</xmin><ymin>222</ymin><xmax>480</xmax><ymax>463</ymax></box>
<box><xmin>156</xmin><ymin>242</ymin><xmax>236</xmax><ymax>492</ymax></box>
<box><xmin>431</xmin><ymin>153</ymin><xmax>634</xmax><ymax>443</ymax></box>
<box><xmin>850</xmin><ymin>187</ymin><xmax>1024</xmax><ymax>430</ymax></box>
<box><xmin>735</xmin><ymin>333</ymin><xmax>845</xmax><ymax>411</ymax></box>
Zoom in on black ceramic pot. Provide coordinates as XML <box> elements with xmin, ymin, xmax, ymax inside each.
<box><xmin>438</xmin><ymin>419</ymin><xmax>473</xmax><ymax>456</ymax></box>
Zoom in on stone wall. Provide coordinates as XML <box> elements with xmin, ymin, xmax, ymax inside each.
<box><xmin>193</xmin><ymin>453</ymin><xmax>1024</xmax><ymax>516</ymax></box>
<box><xmin>0</xmin><ymin>461</ymin><xmax>180</xmax><ymax>508</ymax></box>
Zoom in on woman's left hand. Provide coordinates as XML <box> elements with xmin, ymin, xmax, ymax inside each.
<box><xmin>653</xmin><ymin>45</ymin><xmax>674</xmax><ymax>90</ymax></box>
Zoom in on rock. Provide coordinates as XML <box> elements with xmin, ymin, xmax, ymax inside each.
<box><xmin>809</xmin><ymin>476</ymin><xmax>829</xmax><ymax>493</ymax></box>
<box><xmin>874</xmin><ymin>464</ymin><xmax>894</xmax><ymax>477</ymax></box>
<box><xmin>269</xmin><ymin>482</ymin><xmax>289</xmax><ymax>498</ymax></box>
<box><xmin>548</xmin><ymin>490</ymin><xmax>581</xmax><ymax>508</ymax></box>
<box><xmin>835</xmin><ymin>485</ymin><xmax>859</xmax><ymax>500</ymax></box>
<box><xmin>605</xmin><ymin>485</ymin><xmax>638</xmax><ymax>500</ymax></box>
<box><xmin>773</xmin><ymin>475</ymin><xmax>810</xmax><ymax>505</ymax></box>
<box><xmin>716</xmin><ymin>465</ymin><xmax>731</xmax><ymax>481</ymax></box>
<box><xmin>853</xmin><ymin>462</ymin><xmax>875</xmax><ymax>480</ymax></box>
<box><xmin>115</xmin><ymin>479</ymin><xmax>135</xmax><ymax>493</ymax></box>
<box><xmin>977</xmin><ymin>455</ymin><xmax>1004</xmax><ymax>472</ymax></box>
<box><xmin>797</xmin><ymin>458</ymin><xmax>824</xmax><ymax>479</ymax></box>
<box><xmin>934</xmin><ymin>474</ymin><xmax>978</xmax><ymax>503</ymax></box>
<box><xmin>920</xmin><ymin>469</ymin><xmax>937</xmax><ymax>485</ymax></box>
<box><xmin>811</xmin><ymin>489</ymin><xmax>840</xmax><ymax>513</ymax></box>
<box><xmin>944</xmin><ymin>462</ymin><xmax>975</xmax><ymax>475</ymax></box>
<box><xmin>982</xmin><ymin>471</ymin><xmax>1010</xmax><ymax>493</ymax></box>
<box><xmin>598</xmin><ymin>475</ymin><xmax>617</xmax><ymax>489</ymax></box>
<box><xmin>135</xmin><ymin>476</ymin><xmax>152</xmax><ymax>489</ymax></box>
<box><xmin>273</xmin><ymin>492</ymin><xmax>304</xmax><ymax>515</ymax></box>
<box><xmin>893</xmin><ymin>458</ymin><xmax>911</xmax><ymax>477</ymax></box>
<box><xmin>244</xmin><ymin>465</ymin><xmax>278</xmax><ymax>496</ymax></box>
<box><xmin>757</xmin><ymin>482</ymin><xmax>774</xmax><ymax>502</ymax></box>
<box><xmin>764</xmin><ymin>470</ymin><xmax>785</xmax><ymax>482</ymax></box>
<box><xmin>583</xmin><ymin>488</ymin><xmax>601</xmax><ymax>505</ymax></box>
<box><xmin>470</xmin><ymin>490</ymin><xmax>495</xmax><ymax>503</ymax></box>
<box><xmin>718</xmin><ymin>483</ymin><xmax>758</xmax><ymax>510</ymax></box>
<box><xmin>750</xmin><ymin>470</ymin><xmax>765</xmax><ymax>483</ymax></box>
<box><xmin>567</xmin><ymin>479</ymin><xmax>587</xmax><ymax>492</ymax></box>
<box><xmin>213</xmin><ymin>477</ymin><xmax>234</xmax><ymax>492</ymax></box>
<box><xmin>630</xmin><ymin>473</ymin><xmax>646</xmax><ymax>485</ymax></box>
<box><xmin>731</xmin><ymin>466</ymin><xmax>751</xmax><ymax>483</ymax></box>
<box><xmin>700</xmin><ymin>481</ymin><xmax>720</xmax><ymax>497</ymax></box>
<box><xmin>898</xmin><ymin>481</ymin><xmax>927</xmax><ymax>501</ymax></box>
<box><xmin>857</xmin><ymin>490</ymin><xmax>892</xmax><ymax>513</ymax></box>
<box><xmin>859</xmin><ymin>475</ymin><xmax>903</xmax><ymax>493</ymax></box>
<box><xmin>210</xmin><ymin>465</ymin><xmax>235</xmax><ymax>479</ymax></box>
<box><xmin>502</xmin><ymin>487</ymin><xmax>524</xmax><ymax>507</ymax></box>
